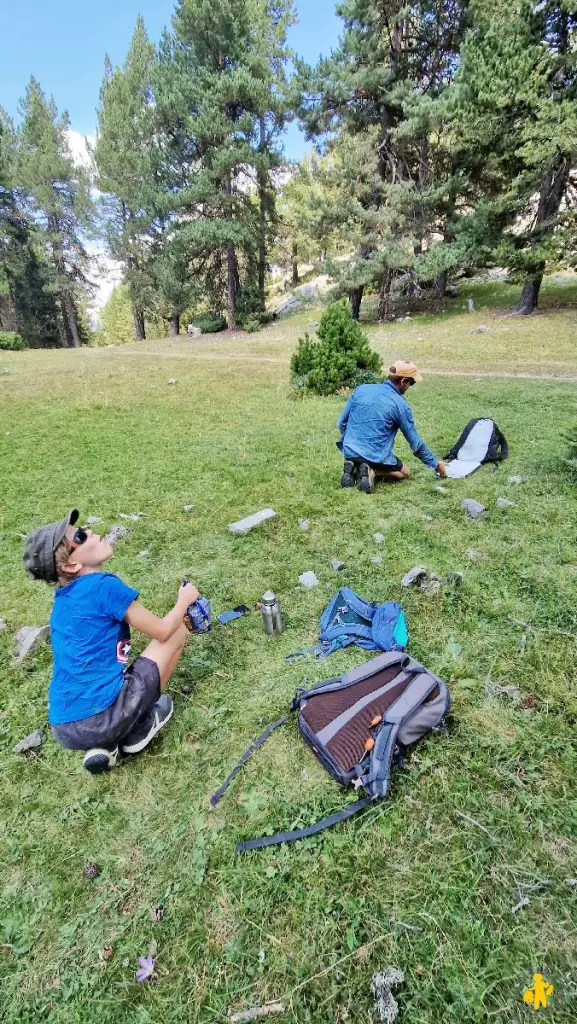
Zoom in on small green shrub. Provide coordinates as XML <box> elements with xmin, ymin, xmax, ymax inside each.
<box><xmin>240</xmin><ymin>312</ymin><xmax>275</xmax><ymax>333</ymax></box>
<box><xmin>290</xmin><ymin>300</ymin><xmax>382</xmax><ymax>395</ymax></box>
<box><xmin>188</xmin><ymin>314</ymin><xmax>227</xmax><ymax>334</ymax></box>
<box><xmin>0</xmin><ymin>331</ymin><xmax>24</xmax><ymax>351</ymax></box>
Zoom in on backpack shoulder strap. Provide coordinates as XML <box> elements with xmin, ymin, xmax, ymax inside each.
<box><xmin>236</xmin><ymin>797</ymin><xmax>372</xmax><ymax>852</ymax></box>
<box><xmin>209</xmin><ymin>714</ymin><xmax>289</xmax><ymax>807</ymax></box>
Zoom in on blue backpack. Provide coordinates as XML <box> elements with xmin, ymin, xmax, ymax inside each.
<box><xmin>287</xmin><ymin>587</ymin><xmax>408</xmax><ymax>661</ymax></box>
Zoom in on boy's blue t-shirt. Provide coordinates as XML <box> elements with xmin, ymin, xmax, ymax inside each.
<box><xmin>49</xmin><ymin>572</ymin><xmax>139</xmax><ymax>726</ymax></box>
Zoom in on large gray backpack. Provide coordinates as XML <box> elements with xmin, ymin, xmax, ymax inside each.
<box><xmin>211</xmin><ymin>651</ymin><xmax>450</xmax><ymax>851</ymax></box>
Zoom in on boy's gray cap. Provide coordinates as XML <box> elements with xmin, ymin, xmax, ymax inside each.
<box><xmin>23</xmin><ymin>509</ymin><xmax>79</xmax><ymax>583</ymax></box>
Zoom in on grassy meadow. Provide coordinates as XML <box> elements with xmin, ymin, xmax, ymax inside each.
<box><xmin>1</xmin><ymin>279</ymin><xmax>576</xmax><ymax>1023</ymax></box>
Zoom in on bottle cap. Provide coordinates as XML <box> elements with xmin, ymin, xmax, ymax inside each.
<box><xmin>262</xmin><ymin>590</ymin><xmax>276</xmax><ymax>603</ymax></box>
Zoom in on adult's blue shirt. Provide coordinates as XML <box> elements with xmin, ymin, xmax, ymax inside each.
<box><xmin>337</xmin><ymin>380</ymin><xmax>438</xmax><ymax>469</ymax></box>
<box><xmin>49</xmin><ymin>572</ymin><xmax>139</xmax><ymax>725</ymax></box>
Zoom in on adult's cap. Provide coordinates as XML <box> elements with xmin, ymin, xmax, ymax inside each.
<box><xmin>23</xmin><ymin>509</ymin><xmax>79</xmax><ymax>583</ymax></box>
<box><xmin>389</xmin><ymin>360</ymin><xmax>423</xmax><ymax>383</ymax></box>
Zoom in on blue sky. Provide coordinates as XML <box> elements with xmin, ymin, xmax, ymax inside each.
<box><xmin>0</xmin><ymin>0</ymin><xmax>342</xmax><ymax>160</ymax></box>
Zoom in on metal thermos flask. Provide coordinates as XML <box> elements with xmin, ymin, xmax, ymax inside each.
<box><xmin>261</xmin><ymin>590</ymin><xmax>282</xmax><ymax>635</ymax></box>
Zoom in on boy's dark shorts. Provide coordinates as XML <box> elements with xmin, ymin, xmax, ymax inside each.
<box><xmin>51</xmin><ymin>657</ymin><xmax>161</xmax><ymax>751</ymax></box>
<box><xmin>350</xmin><ymin>455</ymin><xmax>404</xmax><ymax>473</ymax></box>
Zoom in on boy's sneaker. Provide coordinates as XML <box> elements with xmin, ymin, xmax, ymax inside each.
<box><xmin>120</xmin><ymin>694</ymin><xmax>174</xmax><ymax>755</ymax></box>
<box><xmin>83</xmin><ymin>746</ymin><xmax>120</xmax><ymax>774</ymax></box>
<box><xmin>358</xmin><ymin>463</ymin><xmax>376</xmax><ymax>494</ymax></box>
<box><xmin>340</xmin><ymin>460</ymin><xmax>357</xmax><ymax>488</ymax></box>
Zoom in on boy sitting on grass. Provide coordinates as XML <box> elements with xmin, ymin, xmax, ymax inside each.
<box><xmin>23</xmin><ymin>509</ymin><xmax>200</xmax><ymax>774</ymax></box>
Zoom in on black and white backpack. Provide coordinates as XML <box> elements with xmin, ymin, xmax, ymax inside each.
<box><xmin>444</xmin><ymin>418</ymin><xmax>508</xmax><ymax>478</ymax></box>
<box><xmin>210</xmin><ymin>651</ymin><xmax>451</xmax><ymax>851</ymax></box>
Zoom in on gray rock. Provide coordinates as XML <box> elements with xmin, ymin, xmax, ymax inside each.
<box><xmin>331</xmin><ymin>559</ymin><xmax>346</xmax><ymax>571</ymax></box>
<box><xmin>371</xmin><ymin>966</ymin><xmax>404</xmax><ymax>1024</ymax></box>
<box><xmin>0</xmin><ymin>617</ymin><xmax>7</xmax><ymax>632</ymax></box>
<box><xmin>371</xmin><ymin>556</ymin><xmax>383</xmax><ymax>566</ymax></box>
<box><xmin>466</xmin><ymin>548</ymin><xmax>485</xmax><ymax>561</ymax></box>
<box><xmin>373</xmin><ymin>532</ymin><xmax>385</xmax><ymax>545</ymax></box>
<box><xmin>422</xmin><ymin>579</ymin><xmax>442</xmax><ymax>597</ymax></box>
<box><xmin>508</xmin><ymin>475</ymin><xmax>527</xmax><ymax>485</ymax></box>
<box><xmin>485</xmin><ymin>683</ymin><xmax>521</xmax><ymax>700</ymax></box>
<box><xmin>137</xmin><ymin>550</ymin><xmax>149</xmax><ymax>559</ymax></box>
<box><xmin>299</xmin><ymin>518</ymin><xmax>310</xmax><ymax>531</ymax></box>
<box><xmin>461</xmin><ymin>498</ymin><xmax>486</xmax><ymax>519</ymax></box>
<box><xmin>228</xmin><ymin>508</ymin><xmax>277</xmax><ymax>536</ymax></box>
<box><xmin>106</xmin><ymin>525</ymin><xmax>132</xmax><ymax>545</ymax></box>
<box><xmin>85</xmin><ymin>515</ymin><xmax>103</xmax><ymax>526</ymax></box>
<box><xmin>401</xmin><ymin>565</ymin><xmax>428</xmax><ymax>588</ymax></box>
<box><xmin>14</xmin><ymin>625</ymin><xmax>49</xmax><ymax>664</ymax></box>
<box><xmin>13</xmin><ymin>728</ymin><xmax>45</xmax><ymax>754</ymax></box>
<box><xmin>470</xmin><ymin>324</ymin><xmax>490</xmax><ymax>334</ymax></box>
<box><xmin>422</xmin><ymin>514</ymin><xmax>434</xmax><ymax>522</ymax></box>
<box><xmin>433</xmin><ymin>485</ymin><xmax>448</xmax><ymax>494</ymax></box>
<box><xmin>444</xmin><ymin>571</ymin><xmax>464</xmax><ymax>586</ymax></box>
<box><xmin>299</xmin><ymin>570</ymin><xmax>319</xmax><ymax>589</ymax></box>
<box><xmin>183</xmin><ymin>504</ymin><xmax>194</xmax><ymax>512</ymax></box>
<box><xmin>119</xmin><ymin>511</ymin><xmax>146</xmax><ymax>521</ymax></box>
<box><xmin>496</xmin><ymin>497</ymin><xmax>516</xmax><ymax>509</ymax></box>
<box><xmin>275</xmin><ymin>296</ymin><xmax>302</xmax><ymax>317</ymax></box>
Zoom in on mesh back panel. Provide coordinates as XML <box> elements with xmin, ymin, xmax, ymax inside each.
<box><xmin>301</xmin><ymin>670</ymin><xmax>441</xmax><ymax>773</ymax></box>
<box><xmin>300</xmin><ymin>665</ymin><xmax>403</xmax><ymax>733</ymax></box>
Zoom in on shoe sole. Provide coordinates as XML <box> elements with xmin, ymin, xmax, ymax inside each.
<box><xmin>358</xmin><ymin>464</ymin><xmax>375</xmax><ymax>494</ymax></box>
<box><xmin>121</xmin><ymin>702</ymin><xmax>174</xmax><ymax>754</ymax></box>
<box><xmin>83</xmin><ymin>748</ymin><xmax>119</xmax><ymax>774</ymax></box>
<box><xmin>340</xmin><ymin>473</ymin><xmax>356</xmax><ymax>487</ymax></box>
<box><xmin>340</xmin><ymin>461</ymin><xmax>357</xmax><ymax>488</ymax></box>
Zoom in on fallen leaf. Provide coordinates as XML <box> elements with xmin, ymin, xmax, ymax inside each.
<box><xmin>98</xmin><ymin>945</ymin><xmax>113</xmax><ymax>967</ymax></box>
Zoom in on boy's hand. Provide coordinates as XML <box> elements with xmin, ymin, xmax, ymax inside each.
<box><xmin>435</xmin><ymin>461</ymin><xmax>448</xmax><ymax>478</ymax></box>
<box><xmin>179</xmin><ymin>582</ymin><xmax>200</xmax><ymax>606</ymax></box>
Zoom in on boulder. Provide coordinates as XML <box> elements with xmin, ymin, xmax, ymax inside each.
<box><xmin>14</xmin><ymin>625</ymin><xmax>49</xmax><ymax>664</ymax></box>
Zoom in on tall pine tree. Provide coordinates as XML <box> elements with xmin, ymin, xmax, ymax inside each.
<box><xmin>16</xmin><ymin>78</ymin><xmax>93</xmax><ymax>346</ymax></box>
<box><xmin>94</xmin><ymin>17</ymin><xmax>156</xmax><ymax>340</ymax></box>
<box><xmin>153</xmin><ymin>0</ymin><xmax>294</xmax><ymax>329</ymax></box>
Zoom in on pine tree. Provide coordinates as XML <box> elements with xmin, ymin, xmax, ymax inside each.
<box><xmin>295</xmin><ymin>1</ymin><xmax>469</xmax><ymax>317</ymax></box>
<box><xmin>16</xmin><ymin>78</ymin><xmax>93</xmax><ymax>347</ymax></box>
<box><xmin>0</xmin><ymin>112</ymin><xmax>60</xmax><ymax>346</ymax></box>
<box><xmin>94</xmin><ymin>17</ymin><xmax>156</xmax><ymax>340</ymax></box>
<box><xmin>451</xmin><ymin>0</ymin><xmax>577</xmax><ymax>312</ymax></box>
<box><xmin>153</xmin><ymin>0</ymin><xmax>294</xmax><ymax>329</ymax></box>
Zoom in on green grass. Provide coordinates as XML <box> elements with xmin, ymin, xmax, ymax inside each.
<box><xmin>1</xmin><ymin>282</ymin><xmax>577</xmax><ymax>1022</ymax></box>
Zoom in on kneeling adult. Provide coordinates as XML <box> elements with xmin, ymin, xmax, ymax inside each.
<box><xmin>337</xmin><ymin>361</ymin><xmax>447</xmax><ymax>493</ymax></box>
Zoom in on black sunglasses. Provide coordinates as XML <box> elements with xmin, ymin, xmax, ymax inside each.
<box><xmin>69</xmin><ymin>526</ymin><xmax>89</xmax><ymax>551</ymax></box>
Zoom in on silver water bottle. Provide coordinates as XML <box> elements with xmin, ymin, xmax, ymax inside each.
<box><xmin>261</xmin><ymin>590</ymin><xmax>282</xmax><ymax>635</ymax></box>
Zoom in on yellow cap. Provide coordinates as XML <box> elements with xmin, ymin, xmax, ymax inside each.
<box><xmin>389</xmin><ymin>360</ymin><xmax>423</xmax><ymax>383</ymax></box>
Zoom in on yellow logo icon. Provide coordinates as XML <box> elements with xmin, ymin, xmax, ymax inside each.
<box><xmin>523</xmin><ymin>973</ymin><xmax>554</xmax><ymax>1010</ymax></box>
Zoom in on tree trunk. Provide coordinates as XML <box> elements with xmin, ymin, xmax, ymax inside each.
<box><xmin>349</xmin><ymin>286</ymin><xmax>364</xmax><ymax>321</ymax></box>
<box><xmin>227</xmin><ymin>242</ymin><xmax>237</xmax><ymax>331</ymax></box>
<box><xmin>291</xmin><ymin>242</ymin><xmax>299</xmax><ymax>286</ymax></box>
<box><xmin>62</xmin><ymin>290</ymin><xmax>81</xmax><ymax>347</ymax></box>
<box><xmin>516</xmin><ymin>274</ymin><xmax>543</xmax><ymax>315</ymax></box>
<box><xmin>131</xmin><ymin>303</ymin><xmax>146</xmax><ymax>341</ymax></box>
<box><xmin>436</xmin><ymin>270</ymin><xmax>448</xmax><ymax>298</ymax></box>
<box><xmin>516</xmin><ymin>151</ymin><xmax>570</xmax><ymax>314</ymax></box>
<box><xmin>169</xmin><ymin>314</ymin><xmax>180</xmax><ymax>336</ymax></box>
<box><xmin>378</xmin><ymin>269</ymin><xmax>392</xmax><ymax>320</ymax></box>
<box><xmin>257</xmin><ymin>115</ymin><xmax>267</xmax><ymax>313</ymax></box>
